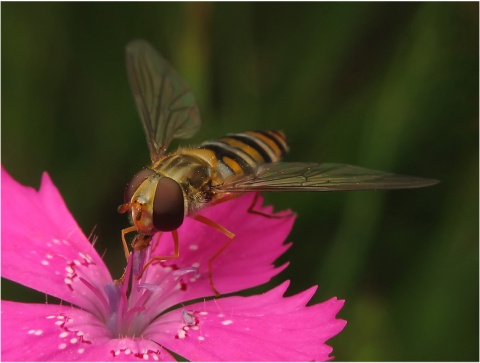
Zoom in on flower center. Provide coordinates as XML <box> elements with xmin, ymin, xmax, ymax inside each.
<box><xmin>102</xmin><ymin>250</ymin><xmax>199</xmax><ymax>338</ymax></box>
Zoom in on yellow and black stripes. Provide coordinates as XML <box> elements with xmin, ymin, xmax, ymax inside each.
<box><xmin>199</xmin><ymin>130</ymin><xmax>288</xmax><ymax>178</ymax></box>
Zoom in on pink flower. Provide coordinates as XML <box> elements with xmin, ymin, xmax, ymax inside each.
<box><xmin>1</xmin><ymin>167</ymin><xmax>346</xmax><ymax>361</ymax></box>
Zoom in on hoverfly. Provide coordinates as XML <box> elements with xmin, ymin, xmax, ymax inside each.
<box><xmin>118</xmin><ymin>39</ymin><xmax>438</xmax><ymax>294</ymax></box>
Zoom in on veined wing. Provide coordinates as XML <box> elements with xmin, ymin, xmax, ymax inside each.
<box><xmin>126</xmin><ymin>39</ymin><xmax>201</xmax><ymax>162</ymax></box>
<box><xmin>216</xmin><ymin>162</ymin><xmax>439</xmax><ymax>192</ymax></box>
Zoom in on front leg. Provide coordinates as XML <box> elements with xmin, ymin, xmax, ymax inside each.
<box><xmin>121</xmin><ymin>225</ymin><xmax>137</xmax><ymax>260</ymax></box>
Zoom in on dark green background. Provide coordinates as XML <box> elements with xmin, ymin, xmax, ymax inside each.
<box><xmin>2</xmin><ymin>3</ymin><xmax>478</xmax><ymax>361</ymax></box>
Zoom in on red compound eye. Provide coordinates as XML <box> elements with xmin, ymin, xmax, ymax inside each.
<box><xmin>152</xmin><ymin>177</ymin><xmax>184</xmax><ymax>231</ymax></box>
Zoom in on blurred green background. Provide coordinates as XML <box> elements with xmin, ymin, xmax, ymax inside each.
<box><xmin>2</xmin><ymin>3</ymin><xmax>478</xmax><ymax>361</ymax></box>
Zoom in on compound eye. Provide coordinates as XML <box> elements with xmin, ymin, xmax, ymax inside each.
<box><xmin>124</xmin><ymin>169</ymin><xmax>155</xmax><ymax>203</ymax></box>
<box><xmin>153</xmin><ymin>177</ymin><xmax>184</xmax><ymax>231</ymax></box>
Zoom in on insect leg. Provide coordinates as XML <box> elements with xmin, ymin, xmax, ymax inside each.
<box><xmin>209</xmin><ymin>192</ymin><xmax>294</xmax><ymax>218</ymax></box>
<box><xmin>114</xmin><ymin>272</ymin><xmax>126</xmax><ymax>285</ymax></box>
<box><xmin>247</xmin><ymin>192</ymin><xmax>295</xmax><ymax>219</ymax></box>
<box><xmin>206</xmin><ymin>193</ymin><xmax>241</xmax><ymax>207</ymax></box>
<box><xmin>192</xmin><ymin>214</ymin><xmax>235</xmax><ymax>296</ymax></box>
<box><xmin>139</xmin><ymin>230</ymin><xmax>180</xmax><ymax>278</ymax></box>
<box><xmin>150</xmin><ymin>231</ymin><xmax>164</xmax><ymax>253</ymax></box>
<box><xmin>121</xmin><ymin>226</ymin><xmax>138</xmax><ymax>260</ymax></box>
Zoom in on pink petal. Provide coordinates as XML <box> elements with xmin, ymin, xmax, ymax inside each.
<box><xmin>1</xmin><ymin>300</ymin><xmax>176</xmax><ymax>361</ymax></box>
<box><xmin>1</xmin><ymin>168</ymin><xmax>112</xmax><ymax>309</ymax></box>
<box><xmin>2</xmin><ymin>169</ymin><xmax>346</xmax><ymax>361</ymax></box>
<box><xmin>147</xmin><ymin>193</ymin><xmax>295</xmax><ymax>301</ymax></box>
<box><xmin>144</xmin><ymin>281</ymin><xmax>347</xmax><ymax>361</ymax></box>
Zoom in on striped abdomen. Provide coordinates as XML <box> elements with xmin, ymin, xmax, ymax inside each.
<box><xmin>200</xmin><ymin>130</ymin><xmax>288</xmax><ymax>181</ymax></box>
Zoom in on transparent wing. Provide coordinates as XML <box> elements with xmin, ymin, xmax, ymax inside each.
<box><xmin>126</xmin><ymin>39</ymin><xmax>201</xmax><ymax>162</ymax></box>
<box><xmin>217</xmin><ymin>162</ymin><xmax>438</xmax><ymax>192</ymax></box>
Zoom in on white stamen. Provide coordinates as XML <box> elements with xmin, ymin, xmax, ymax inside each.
<box><xmin>182</xmin><ymin>310</ymin><xmax>196</xmax><ymax>326</ymax></box>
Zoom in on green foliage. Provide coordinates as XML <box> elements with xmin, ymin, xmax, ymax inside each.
<box><xmin>2</xmin><ymin>3</ymin><xmax>478</xmax><ymax>360</ymax></box>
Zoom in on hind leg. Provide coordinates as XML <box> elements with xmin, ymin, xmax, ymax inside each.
<box><xmin>246</xmin><ymin>192</ymin><xmax>296</xmax><ymax>219</ymax></box>
<box><xmin>192</xmin><ymin>214</ymin><xmax>235</xmax><ymax>296</ymax></box>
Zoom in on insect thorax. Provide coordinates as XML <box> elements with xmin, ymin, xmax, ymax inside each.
<box><xmin>152</xmin><ymin>151</ymin><xmax>216</xmax><ymax>215</ymax></box>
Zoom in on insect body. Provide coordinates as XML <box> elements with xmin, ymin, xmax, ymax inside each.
<box><xmin>118</xmin><ymin>39</ymin><xmax>438</xmax><ymax>294</ymax></box>
<box><xmin>126</xmin><ymin>130</ymin><xmax>287</xmax><ymax>220</ymax></box>
<box><xmin>120</xmin><ymin>130</ymin><xmax>288</xmax><ymax>235</ymax></box>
